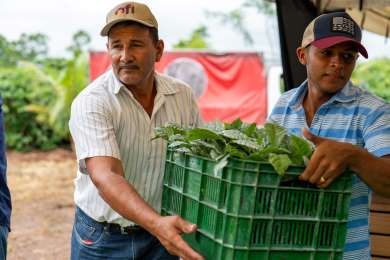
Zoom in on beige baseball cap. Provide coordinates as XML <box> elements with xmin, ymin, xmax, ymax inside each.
<box><xmin>100</xmin><ymin>2</ymin><xmax>158</xmax><ymax>36</ymax></box>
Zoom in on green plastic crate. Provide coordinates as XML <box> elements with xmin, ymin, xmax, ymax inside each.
<box><xmin>161</xmin><ymin>149</ymin><xmax>353</xmax><ymax>260</ymax></box>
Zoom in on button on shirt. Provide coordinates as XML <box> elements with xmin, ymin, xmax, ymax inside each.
<box><xmin>69</xmin><ymin>69</ymin><xmax>202</xmax><ymax>228</ymax></box>
<box><xmin>269</xmin><ymin>80</ymin><xmax>390</xmax><ymax>260</ymax></box>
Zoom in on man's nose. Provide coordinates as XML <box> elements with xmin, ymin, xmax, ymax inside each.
<box><xmin>120</xmin><ymin>48</ymin><xmax>134</xmax><ymax>63</ymax></box>
<box><xmin>330</xmin><ymin>54</ymin><xmax>344</xmax><ymax>68</ymax></box>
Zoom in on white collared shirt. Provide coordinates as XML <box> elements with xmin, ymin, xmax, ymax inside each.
<box><xmin>69</xmin><ymin>69</ymin><xmax>202</xmax><ymax>227</ymax></box>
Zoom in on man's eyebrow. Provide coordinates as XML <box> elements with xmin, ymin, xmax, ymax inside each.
<box><xmin>109</xmin><ymin>39</ymin><xmax>121</xmax><ymax>44</ymax></box>
<box><xmin>129</xmin><ymin>38</ymin><xmax>143</xmax><ymax>42</ymax></box>
<box><xmin>109</xmin><ymin>38</ymin><xmax>146</xmax><ymax>44</ymax></box>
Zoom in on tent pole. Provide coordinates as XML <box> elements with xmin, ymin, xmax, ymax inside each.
<box><xmin>275</xmin><ymin>0</ymin><xmax>317</xmax><ymax>91</ymax></box>
<box><xmin>359</xmin><ymin>0</ymin><xmax>364</xmax><ymax>10</ymax></box>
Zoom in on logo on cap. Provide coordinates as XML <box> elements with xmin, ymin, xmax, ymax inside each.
<box><xmin>331</xmin><ymin>17</ymin><xmax>355</xmax><ymax>36</ymax></box>
<box><xmin>115</xmin><ymin>4</ymin><xmax>135</xmax><ymax>16</ymax></box>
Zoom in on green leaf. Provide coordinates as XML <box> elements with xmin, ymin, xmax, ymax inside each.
<box><xmin>263</xmin><ymin>122</ymin><xmax>287</xmax><ymax>147</ymax></box>
<box><xmin>156</xmin><ymin>121</ymin><xmax>313</xmax><ymax>175</ymax></box>
<box><xmin>189</xmin><ymin>140</ymin><xmax>219</xmax><ymax>158</ymax></box>
<box><xmin>153</xmin><ymin>123</ymin><xmax>185</xmax><ymax>141</ymax></box>
<box><xmin>247</xmin><ymin>152</ymin><xmax>266</xmax><ymax>161</ymax></box>
<box><xmin>289</xmin><ymin>134</ymin><xmax>314</xmax><ymax>165</ymax></box>
<box><xmin>268</xmin><ymin>153</ymin><xmax>292</xmax><ymax>176</ymax></box>
<box><xmin>232</xmin><ymin>138</ymin><xmax>262</xmax><ymax>151</ymax></box>
<box><xmin>168</xmin><ymin>134</ymin><xmax>186</xmax><ymax>142</ymax></box>
<box><xmin>241</xmin><ymin>122</ymin><xmax>257</xmax><ymax>137</ymax></box>
<box><xmin>220</xmin><ymin>129</ymin><xmax>248</xmax><ymax>140</ymax></box>
<box><xmin>246</xmin><ymin>146</ymin><xmax>290</xmax><ymax>161</ymax></box>
<box><xmin>225</xmin><ymin>144</ymin><xmax>247</xmax><ymax>159</ymax></box>
<box><xmin>186</xmin><ymin>128</ymin><xmax>224</xmax><ymax>141</ymax></box>
<box><xmin>205</xmin><ymin>120</ymin><xmax>225</xmax><ymax>132</ymax></box>
<box><xmin>224</xmin><ymin>118</ymin><xmax>243</xmax><ymax>130</ymax></box>
<box><xmin>168</xmin><ymin>141</ymin><xmax>189</xmax><ymax>149</ymax></box>
<box><xmin>176</xmin><ymin>147</ymin><xmax>191</xmax><ymax>154</ymax></box>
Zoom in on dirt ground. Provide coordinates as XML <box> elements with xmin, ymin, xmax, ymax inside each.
<box><xmin>7</xmin><ymin>148</ymin><xmax>76</xmax><ymax>260</ymax></box>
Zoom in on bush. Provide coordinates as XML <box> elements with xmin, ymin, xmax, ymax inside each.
<box><xmin>352</xmin><ymin>58</ymin><xmax>390</xmax><ymax>103</ymax></box>
<box><xmin>0</xmin><ymin>66</ymin><xmax>61</xmax><ymax>151</ymax></box>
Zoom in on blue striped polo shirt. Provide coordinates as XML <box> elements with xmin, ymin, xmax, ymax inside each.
<box><xmin>268</xmin><ymin>80</ymin><xmax>390</xmax><ymax>260</ymax></box>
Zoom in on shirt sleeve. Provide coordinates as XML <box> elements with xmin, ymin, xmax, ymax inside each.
<box><xmin>363</xmin><ymin>105</ymin><xmax>390</xmax><ymax>157</ymax></box>
<box><xmin>69</xmin><ymin>93</ymin><xmax>121</xmax><ymax>163</ymax></box>
<box><xmin>189</xmin><ymin>90</ymin><xmax>203</xmax><ymax>127</ymax></box>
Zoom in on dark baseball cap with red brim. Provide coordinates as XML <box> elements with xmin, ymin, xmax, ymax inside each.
<box><xmin>301</xmin><ymin>12</ymin><xmax>368</xmax><ymax>58</ymax></box>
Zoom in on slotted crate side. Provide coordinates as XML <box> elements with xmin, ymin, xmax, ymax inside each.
<box><xmin>183</xmin><ymin>231</ymin><xmax>344</xmax><ymax>260</ymax></box>
<box><xmin>162</xmin><ymin>150</ymin><xmax>352</xmax><ymax>260</ymax></box>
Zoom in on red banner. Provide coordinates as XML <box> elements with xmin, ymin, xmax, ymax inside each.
<box><xmin>89</xmin><ymin>51</ymin><xmax>267</xmax><ymax>124</ymax></box>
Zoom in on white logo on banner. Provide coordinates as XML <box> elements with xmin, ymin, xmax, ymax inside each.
<box><xmin>164</xmin><ymin>58</ymin><xmax>208</xmax><ymax>99</ymax></box>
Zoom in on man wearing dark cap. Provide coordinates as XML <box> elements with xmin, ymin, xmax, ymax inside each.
<box><xmin>69</xmin><ymin>2</ymin><xmax>203</xmax><ymax>259</ymax></box>
<box><xmin>269</xmin><ymin>12</ymin><xmax>390</xmax><ymax>259</ymax></box>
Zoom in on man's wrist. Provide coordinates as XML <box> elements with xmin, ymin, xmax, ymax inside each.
<box><xmin>141</xmin><ymin>213</ymin><xmax>163</xmax><ymax>235</ymax></box>
<box><xmin>349</xmin><ymin>145</ymin><xmax>371</xmax><ymax>173</ymax></box>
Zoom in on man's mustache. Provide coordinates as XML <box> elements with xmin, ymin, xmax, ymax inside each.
<box><xmin>325</xmin><ymin>69</ymin><xmax>345</xmax><ymax>79</ymax></box>
<box><xmin>119</xmin><ymin>64</ymin><xmax>139</xmax><ymax>70</ymax></box>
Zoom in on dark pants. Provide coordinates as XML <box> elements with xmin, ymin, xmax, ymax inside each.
<box><xmin>71</xmin><ymin>207</ymin><xmax>178</xmax><ymax>260</ymax></box>
<box><xmin>0</xmin><ymin>225</ymin><xmax>7</xmax><ymax>260</ymax></box>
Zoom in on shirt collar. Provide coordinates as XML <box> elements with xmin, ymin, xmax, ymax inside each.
<box><xmin>288</xmin><ymin>80</ymin><xmax>357</xmax><ymax>109</ymax></box>
<box><xmin>332</xmin><ymin>81</ymin><xmax>358</xmax><ymax>103</ymax></box>
<box><xmin>154</xmin><ymin>72</ymin><xmax>178</xmax><ymax>95</ymax></box>
<box><xmin>109</xmin><ymin>70</ymin><xmax>177</xmax><ymax>95</ymax></box>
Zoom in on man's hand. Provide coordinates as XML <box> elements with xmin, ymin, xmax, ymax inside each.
<box><xmin>299</xmin><ymin>128</ymin><xmax>358</xmax><ymax>188</ymax></box>
<box><xmin>151</xmin><ymin>215</ymin><xmax>204</xmax><ymax>260</ymax></box>
<box><xmin>86</xmin><ymin>157</ymin><xmax>203</xmax><ymax>259</ymax></box>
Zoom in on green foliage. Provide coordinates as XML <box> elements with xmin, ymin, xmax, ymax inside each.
<box><xmin>0</xmin><ymin>66</ymin><xmax>60</xmax><ymax>151</ymax></box>
<box><xmin>0</xmin><ymin>35</ymin><xmax>19</xmax><ymax>67</ymax></box>
<box><xmin>38</xmin><ymin>57</ymin><xmax>68</xmax><ymax>75</ymax></box>
<box><xmin>206</xmin><ymin>9</ymin><xmax>253</xmax><ymax>45</ymax></box>
<box><xmin>13</xmin><ymin>33</ymin><xmax>49</xmax><ymax>62</ymax></box>
<box><xmin>66</xmin><ymin>30</ymin><xmax>91</xmax><ymax>57</ymax></box>
<box><xmin>0</xmin><ymin>33</ymin><xmax>49</xmax><ymax>67</ymax></box>
<box><xmin>173</xmin><ymin>26</ymin><xmax>211</xmax><ymax>49</ymax></box>
<box><xmin>0</xmin><ymin>30</ymin><xmax>90</xmax><ymax>151</ymax></box>
<box><xmin>24</xmin><ymin>54</ymin><xmax>89</xmax><ymax>141</ymax></box>
<box><xmin>154</xmin><ymin>119</ymin><xmax>314</xmax><ymax>175</ymax></box>
<box><xmin>352</xmin><ymin>58</ymin><xmax>390</xmax><ymax>102</ymax></box>
<box><xmin>51</xmin><ymin>53</ymin><xmax>89</xmax><ymax>139</ymax></box>
<box><xmin>243</xmin><ymin>0</ymin><xmax>275</xmax><ymax>16</ymax></box>
<box><xmin>205</xmin><ymin>0</ymin><xmax>276</xmax><ymax>45</ymax></box>
<box><xmin>45</xmin><ymin>31</ymin><xmax>90</xmax><ymax>141</ymax></box>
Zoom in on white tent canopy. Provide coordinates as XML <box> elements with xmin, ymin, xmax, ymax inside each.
<box><xmin>311</xmin><ymin>0</ymin><xmax>390</xmax><ymax>38</ymax></box>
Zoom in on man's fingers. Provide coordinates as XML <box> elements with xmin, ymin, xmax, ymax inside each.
<box><xmin>308</xmin><ymin>163</ymin><xmax>326</xmax><ymax>184</ymax></box>
<box><xmin>300</xmin><ymin>150</ymin><xmax>321</xmax><ymax>181</ymax></box>
<box><xmin>173</xmin><ymin>218</ymin><xmax>203</xmax><ymax>259</ymax></box>
<box><xmin>175</xmin><ymin>237</ymin><xmax>204</xmax><ymax>260</ymax></box>
<box><xmin>317</xmin><ymin>174</ymin><xmax>336</xmax><ymax>188</ymax></box>
<box><xmin>176</xmin><ymin>217</ymin><xmax>197</xmax><ymax>234</ymax></box>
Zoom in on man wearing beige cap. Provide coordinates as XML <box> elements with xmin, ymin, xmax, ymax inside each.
<box><xmin>269</xmin><ymin>12</ymin><xmax>390</xmax><ymax>259</ymax></box>
<box><xmin>69</xmin><ymin>2</ymin><xmax>204</xmax><ymax>259</ymax></box>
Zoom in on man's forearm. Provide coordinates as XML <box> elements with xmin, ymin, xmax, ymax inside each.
<box><xmin>91</xmin><ymin>170</ymin><xmax>161</xmax><ymax>233</ymax></box>
<box><xmin>351</xmin><ymin>149</ymin><xmax>390</xmax><ymax>197</ymax></box>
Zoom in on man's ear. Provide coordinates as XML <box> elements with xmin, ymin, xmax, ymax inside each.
<box><xmin>106</xmin><ymin>37</ymin><xmax>110</xmax><ymax>52</ymax></box>
<box><xmin>296</xmin><ymin>47</ymin><xmax>307</xmax><ymax>65</ymax></box>
<box><xmin>155</xmin><ymin>39</ymin><xmax>164</xmax><ymax>62</ymax></box>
